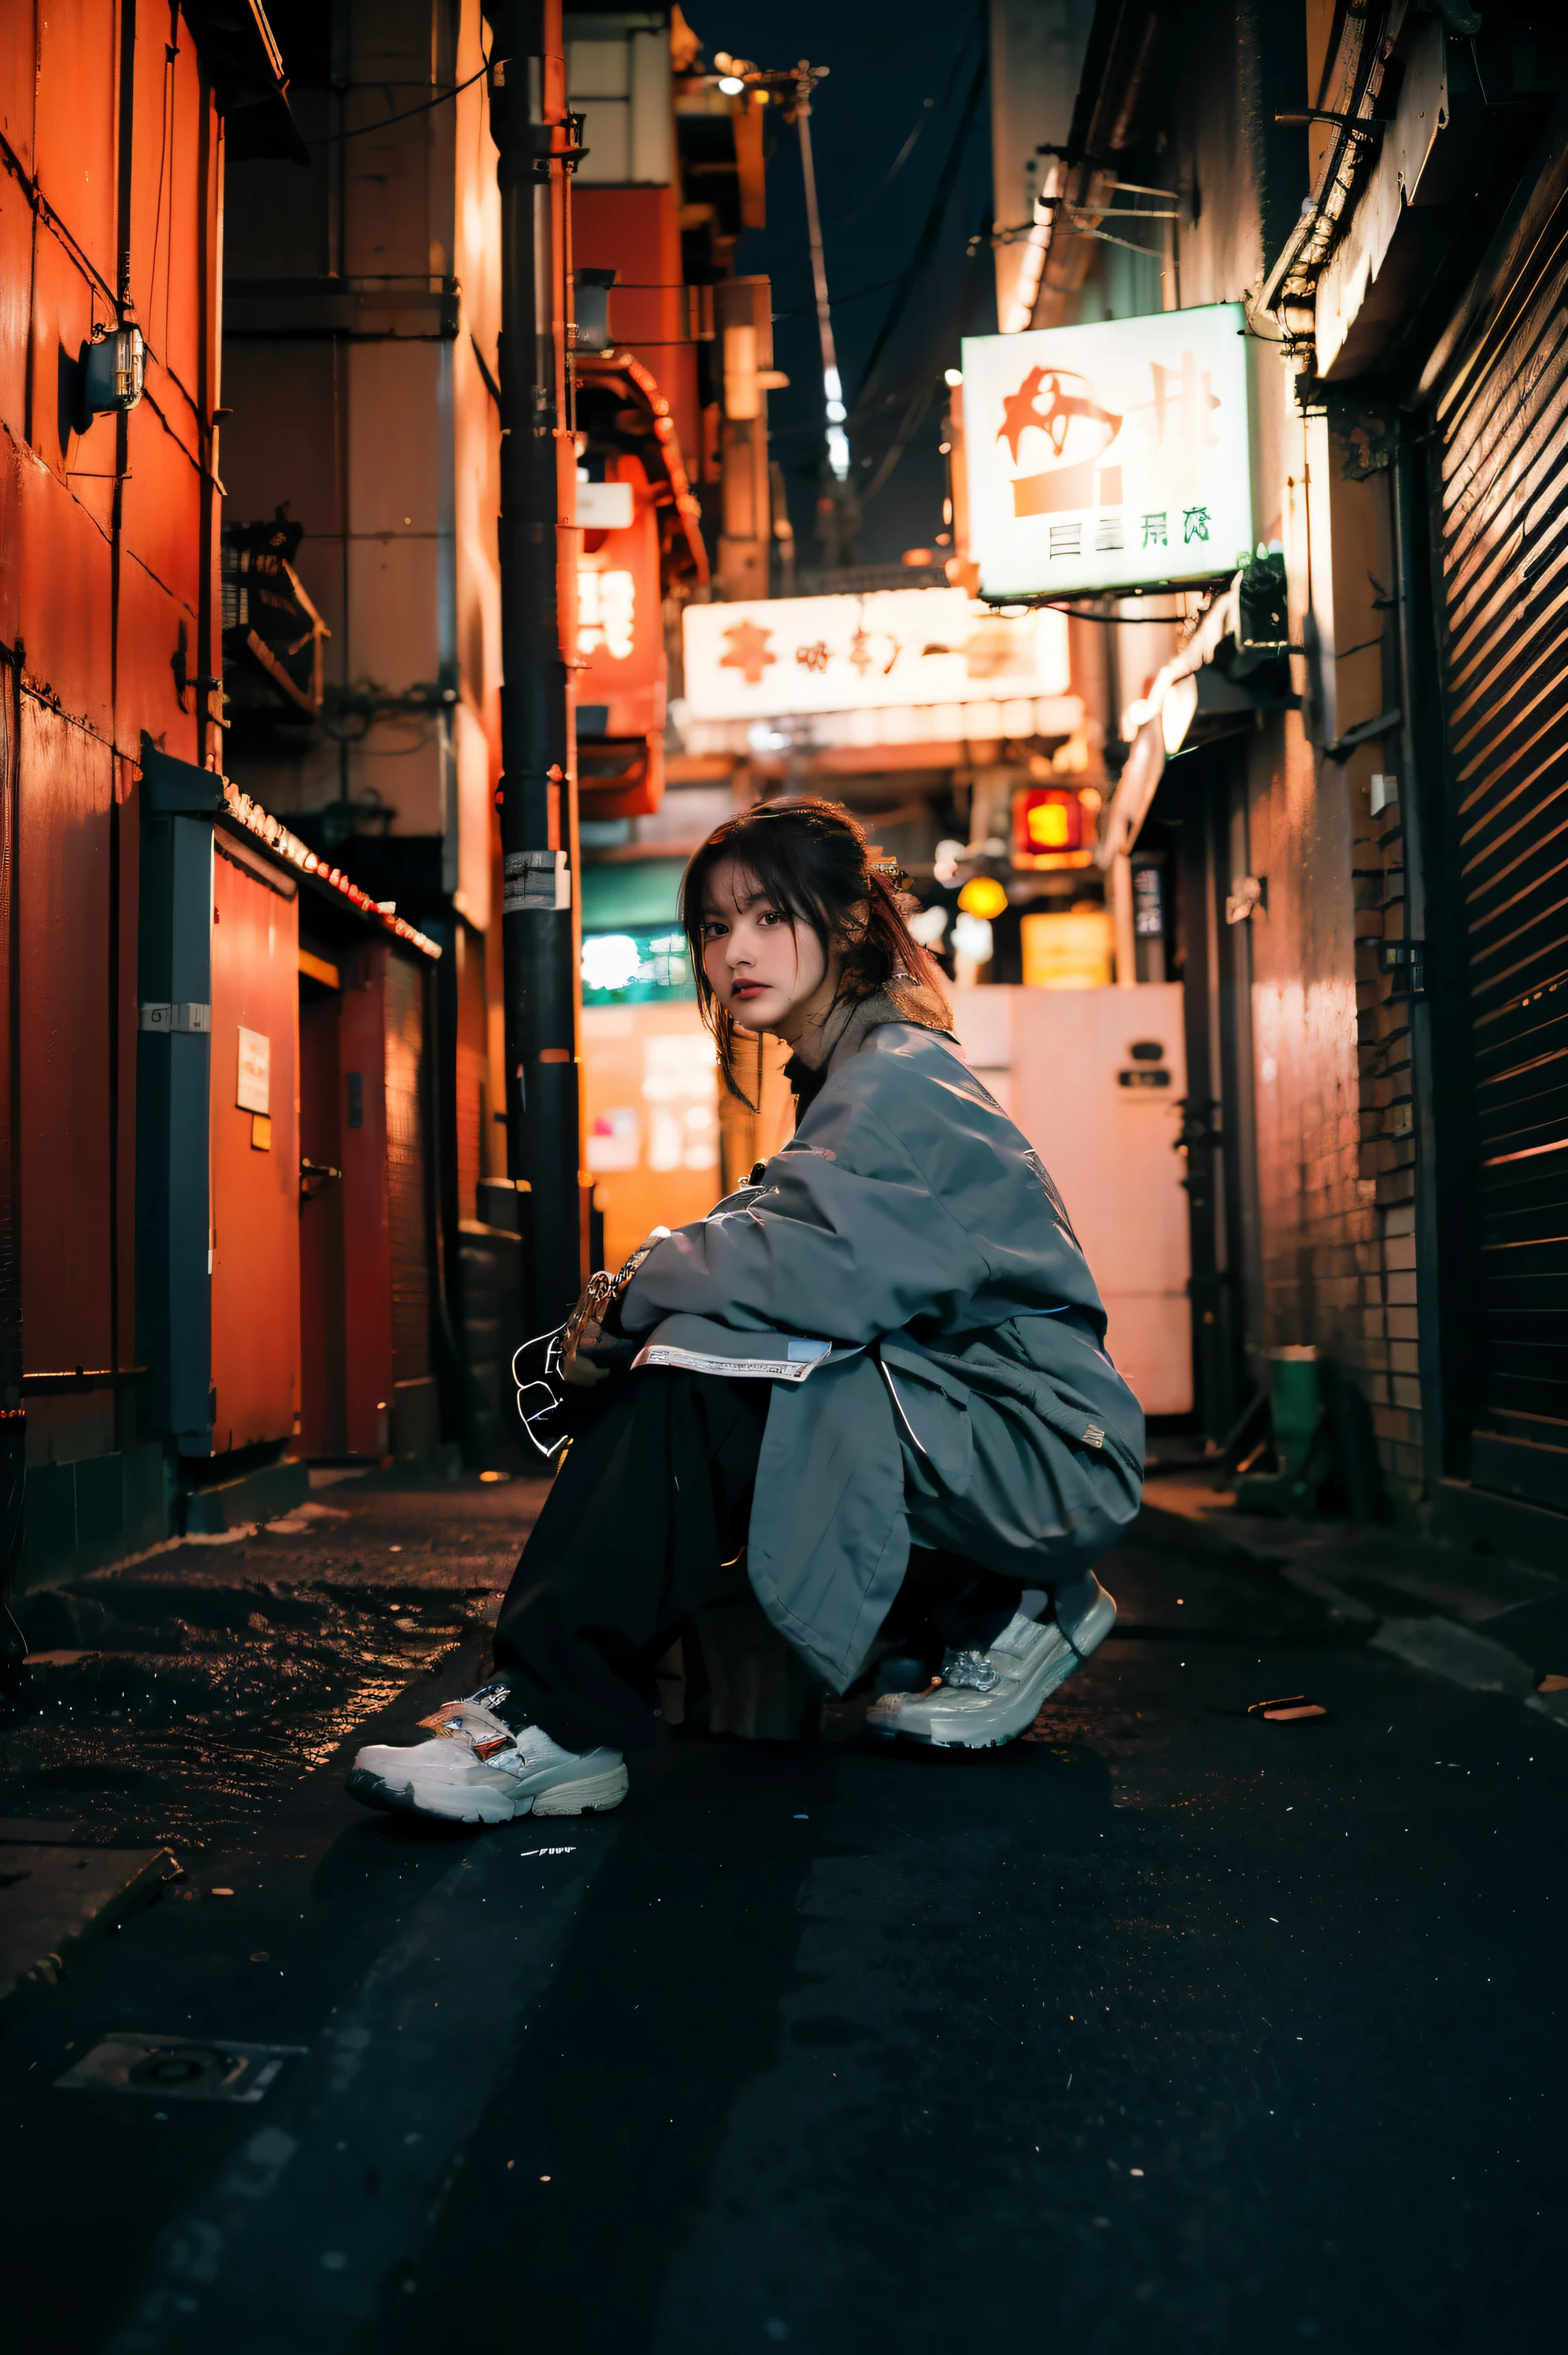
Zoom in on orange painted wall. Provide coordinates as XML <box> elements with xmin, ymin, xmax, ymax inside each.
<box><xmin>571</xmin><ymin>183</ymin><xmax>699</xmax><ymax>471</ymax></box>
<box><xmin>0</xmin><ymin>3</ymin><xmax>222</xmax><ymax>1466</ymax></box>
<box><xmin>209</xmin><ymin>846</ymin><xmax>300</xmax><ymax>1451</ymax></box>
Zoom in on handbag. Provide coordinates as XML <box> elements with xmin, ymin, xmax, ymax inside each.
<box><xmin>512</xmin><ymin>1228</ymin><xmax>671</xmax><ymax>1455</ymax></box>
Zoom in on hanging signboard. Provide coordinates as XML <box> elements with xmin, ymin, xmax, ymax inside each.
<box><xmin>960</xmin><ymin>303</ymin><xmax>1254</xmax><ymax>601</ymax></box>
<box><xmin>577</xmin><ymin>453</ymin><xmax>665</xmax><ymax>741</ymax></box>
<box><xmin>682</xmin><ymin>586</ymin><xmax>1069</xmax><ymax>723</ymax></box>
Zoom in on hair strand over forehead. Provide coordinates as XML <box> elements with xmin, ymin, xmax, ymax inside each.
<box><xmin>679</xmin><ymin>797</ymin><xmax>951</xmax><ymax>1107</ymax></box>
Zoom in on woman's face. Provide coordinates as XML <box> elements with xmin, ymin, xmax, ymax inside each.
<box><xmin>699</xmin><ymin>856</ymin><xmax>834</xmax><ymax>1042</ymax></box>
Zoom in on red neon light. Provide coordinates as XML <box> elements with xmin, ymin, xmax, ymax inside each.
<box><xmin>1019</xmin><ymin>789</ymin><xmax>1082</xmax><ymax>853</ymax></box>
<box><xmin>220</xmin><ymin>781</ymin><xmax>442</xmax><ymax>959</ymax></box>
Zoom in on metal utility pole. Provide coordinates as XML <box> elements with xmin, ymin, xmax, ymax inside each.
<box><xmin>730</xmin><ymin>57</ymin><xmax>856</xmax><ymax>567</ymax></box>
<box><xmin>791</xmin><ymin>62</ymin><xmax>845</xmax><ymax>482</ymax></box>
<box><xmin>483</xmin><ymin>1</ymin><xmax>585</xmax><ymax>1332</ymax></box>
<box><xmin>787</xmin><ymin>60</ymin><xmax>858</xmax><ymax>571</ymax></box>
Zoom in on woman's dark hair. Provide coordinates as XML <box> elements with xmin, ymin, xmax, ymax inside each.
<box><xmin>679</xmin><ymin>797</ymin><xmax>952</xmax><ymax>1104</ymax></box>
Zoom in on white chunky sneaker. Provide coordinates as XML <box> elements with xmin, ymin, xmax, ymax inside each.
<box><xmin>347</xmin><ymin>1684</ymin><xmax>628</xmax><ymax>1825</ymax></box>
<box><xmin>865</xmin><ymin>1573</ymin><xmax>1116</xmax><ymax>1750</ymax></box>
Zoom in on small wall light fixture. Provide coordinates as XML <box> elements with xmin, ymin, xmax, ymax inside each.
<box><xmin>79</xmin><ymin>320</ymin><xmax>146</xmax><ymax>423</ymax></box>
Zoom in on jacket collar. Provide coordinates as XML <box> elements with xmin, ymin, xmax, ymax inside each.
<box><xmin>784</xmin><ymin>984</ymin><xmax>952</xmax><ymax>1113</ymax></box>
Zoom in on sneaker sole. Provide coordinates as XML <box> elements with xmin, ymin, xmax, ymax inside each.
<box><xmin>532</xmin><ymin>1762</ymin><xmax>630</xmax><ymax>1817</ymax></box>
<box><xmin>346</xmin><ymin>1765</ymin><xmax>528</xmax><ymax>1825</ymax></box>
<box><xmin>346</xmin><ymin>1761</ymin><xmax>629</xmax><ymax>1826</ymax></box>
<box><xmin>880</xmin><ymin>1588</ymin><xmax>1117</xmax><ymax>1751</ymax></box>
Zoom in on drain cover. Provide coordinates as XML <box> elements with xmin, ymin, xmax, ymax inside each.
<box><xmin>56</xmin><ymin>2032</ymin><xmax>306</xmax><ymax>2102</ymax></box>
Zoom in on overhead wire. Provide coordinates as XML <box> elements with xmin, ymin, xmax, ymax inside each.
<box><xmin>147</xmin><ymin>5</ymin><xmax>176</xmax><ymax>360</ymax></box>
<box><xmin>839</xmin><ymin>99</ymin><xmax>937</xmax><ymax>224</ymax></box>
<box><xmin>306</xmin><ymin>58</ymin><xmax>488</xmax><ymax>144</ymax></box>
<box><xmin>852</xmin><ymin>8</ymin><xmax>989</xmax><ymax>413</ymax></box>
<box><xmin>859</xmin><ymin>374</ymin><xmax>938</xmax><ymax>507</ymax></box>
<box><xmin>833</xmin><ymin>25</ymin><xmax>973</xmax><ymax>231</ymax></box>
<box><xmin>857</xmin><ymin>195</ymin><xmax>991</xmax><ymax>508</ymax></box>
<box><xmin>769</xmin><ymin>270</ymin><xmax>912</xmax><ymax>323</ymax></box>
<box><xmin>765</xmin><ymin>32</ymin><xmax>974</xmax><ymax>308</ymax></box>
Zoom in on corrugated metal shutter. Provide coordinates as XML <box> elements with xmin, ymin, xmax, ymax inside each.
<box><xmin>1432</xmin><ymin>195</ymin><xmax>1568</xmax><ymax>1517</ymax></box>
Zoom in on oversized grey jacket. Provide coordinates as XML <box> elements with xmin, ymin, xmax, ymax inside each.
<box><xmin>619</xmin><ymin>997</ymin><xmax>1145</xmax><ymax>1690</ymax></box>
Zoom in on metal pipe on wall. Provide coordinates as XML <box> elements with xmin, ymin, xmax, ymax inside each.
<box><xmin>1111</xmin><ymin>849</ymin><xmax>1137</xmax><ymax>985</ymax></box>
<box><xmin>483</xmin><ymin>1</ymin><xmax>585</xmax><ymax>1333</ymax></box>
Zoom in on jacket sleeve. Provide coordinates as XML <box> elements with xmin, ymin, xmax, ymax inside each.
<box><xmin>619</xmin><ymin>1085</ymin><xmax>990</xmax><ymax>1346</ymax></box>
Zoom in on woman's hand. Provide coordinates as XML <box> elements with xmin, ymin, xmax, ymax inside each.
<box><xmin>560</xmin><ymin>1270</ymin><xmax>615</xmax><ymax>1388</ymax></box>
<box><xmin>558</xmin><ymin>1230</ymin><xmax>669</xmax><ymax>1388</ymax></box>
<box><xmin>560</xmin><ymin>1312</ymin><xmax>606</xmax><ymax>1387</ymax></box>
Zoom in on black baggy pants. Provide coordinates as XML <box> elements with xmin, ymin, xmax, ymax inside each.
<box><xmin>491</xmin><ymin>1367</ymin><xmax>1030</xmax><ymax>1754</ymax></box>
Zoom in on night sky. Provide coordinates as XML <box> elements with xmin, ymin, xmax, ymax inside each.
<box><xmin>691</xmin><ymin>2</ymin><xmax>997</xmax><ymax>567</ymax></box>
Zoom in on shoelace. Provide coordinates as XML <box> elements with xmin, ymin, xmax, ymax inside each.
<box><xmin>418</xmin><ymin>1699</ymin><xmax>519</xmax><ymax>1762</ymax></box>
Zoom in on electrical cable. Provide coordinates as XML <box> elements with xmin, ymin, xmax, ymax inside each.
<box><xmin>147</xmin><ymin>9</ymin><xmax>175</xmax><ymax>360</ymax></box>
<box><xmin>306</xmin><ymin>59</ymin><xmax>488</xmax><ymax>145</ymax></box>
<box><xmin>840</xmin><ymin>101</ymin><xmax>936</xmax><ymax>225</ymax></box>
<box><xmin>764</xmin><ymin>39</ymin><xmax>971</xmax><ymax>307</ymax></box>
<box><xmin>1037</xmin><ymin>603</ymin><xmax>1198</xmax><ymax>623</ymax></box>
<box><xmin>858</xmin><ymin>373</ymin><xmax>937</xmax><ymax>507</ymax></box>
<box><xmin>834</xmin><ymin>27</ymin><xmax>972</xmax><ymax>231</ymax></box>
<box><xmin>857</xmin><ymin>197</ymin><xmax>991</xmax><ymax>508</ymax></box>
<box><xmin>769</xmin><ymin>271</ymin><xmax>910</xmax><ymax>323</ymax></box>
<box><xmin>852</xmin><ymin>13</ymin><xmax>989</xmax><ymax>412</ymax></box>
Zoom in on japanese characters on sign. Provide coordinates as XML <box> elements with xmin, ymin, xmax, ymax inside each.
<box><xmin>681</xmin><ymin>587</ymin><xmax>1070</xmax><ymax>723</ymax></box>
<box><xmin>576</xmin><ymin>453</ymin><xmax>665</xmax><ymax>741</ymax></box>
<box><xmin>960</xmin><ymin>305</ymin><xmax>1255</xmax><ymax>601</ymax></box>
<box><xmin>579</xmin><ymin>567</ymin><xmax>635</xmax><ymax>662</ymax></box>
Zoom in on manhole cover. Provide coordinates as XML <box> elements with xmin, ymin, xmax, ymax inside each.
<box><xmin>56</xmin><ymin>2032</ymin><xmax>306</xmax><ymax>2102</ymax></box>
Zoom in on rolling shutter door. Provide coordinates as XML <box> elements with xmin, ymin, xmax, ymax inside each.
<box><xmin>1432</xmin><ymin>190</ymin><xmax>1568</xmax><ymax>1517</ymax></box>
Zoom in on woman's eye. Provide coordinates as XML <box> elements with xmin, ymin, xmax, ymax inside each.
<box><xmin>759</xmin><ymin>908</ymin><xmax>783</xmax><ymax>927</ymax></box>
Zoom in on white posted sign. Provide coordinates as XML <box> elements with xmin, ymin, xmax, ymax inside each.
<box><xmin>682</xmin><ymin>586</ymin><xmax>1069</xmax><ymax>723</ymax></box>
<box><xmin>236</xmin><ymin>1026</ymin><xmax>270</xmax><ymax>1115</ymax></box>
<box><xmin>961</xmin><ymin>304</ymin><xmax>1254</xmax><ymax>601</ymax></box>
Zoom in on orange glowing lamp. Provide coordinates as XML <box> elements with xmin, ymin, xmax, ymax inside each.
<box><xmin>957</xmin><ymin>874</ymin><xmax>1009</xmax><ymax>920</ymax></box>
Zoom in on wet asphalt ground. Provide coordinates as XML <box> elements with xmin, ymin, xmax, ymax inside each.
<box><xmin>2</xmin><ymin>1470</ymin><xmax>1563</xmax><ymax>2353</ymax></box>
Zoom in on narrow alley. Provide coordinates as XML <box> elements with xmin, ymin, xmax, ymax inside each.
<box><xmin>4</xmin><ymin>0</ymin><xmax>1567</xmax><ymax>2344</ymax></box>
<box><xmin>3</xmin><ymin>1470</ymin><xmax>1563</xmax><ymax>2350</ymax></box>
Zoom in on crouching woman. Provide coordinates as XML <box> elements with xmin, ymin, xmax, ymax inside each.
<box><xmin>349</xmin><ymin>799</ymin><xmax>1144</xmax><ymax>1824</ymax></box>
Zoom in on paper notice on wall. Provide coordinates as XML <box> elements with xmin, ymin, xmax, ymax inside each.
<box><xmin>236</xmin><ymin>1025</ymin><xmax>271</xmax><ymax>1115</ymax></box>
<box><xmin>503</xmin><ymin>851</ymin><xmax>572</xmax><ymax>913</ymax></box>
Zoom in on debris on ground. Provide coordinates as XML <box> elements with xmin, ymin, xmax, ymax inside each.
<box><xmin>56</xmin><ymin>2031</ymin><xmax>305</xmax><ymax>2102</ymax></box>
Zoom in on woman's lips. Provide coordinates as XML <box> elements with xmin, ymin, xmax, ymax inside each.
<box><xmin>730</xmin><ymin>981</ymin><xmax>765</xmax><ymax>999</ymax></box>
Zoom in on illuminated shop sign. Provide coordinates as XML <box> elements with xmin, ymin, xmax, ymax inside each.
<box><xmin>580</xmin><ymin>928</ymin><xmax>693</xmax><ymax>1006</ymax></box>
<box><xmin>682</xmin><ymin>586</ymin><xmax>1069</xmax><ymax>722</ymax></box>
<box><xmin>577</xmin><ymin>454</ymin><xmax>664</xmax><ymax>744</ymax></box>
<box><xmin>1012</xmin><ymin>784</ymin><xmax>1099</xmax><ymax>871</ymax></box>
<box><xmin>579</xmin><ymin>567</ymin><xmax>635</xmax><ymax>662</ymax></box>
<box><xmin>961</xmin><ymin>305</ymin><xmax>1254</xmax><ymax>601</ymax></box>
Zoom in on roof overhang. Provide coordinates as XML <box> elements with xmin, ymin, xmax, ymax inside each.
<box><xmin>183</xmin><ymin>2</ymin><xmax>309</xmax><ymax>165</ymax></box>
<box><xmin>142</xmin><ymin>744</ymin><xmax>442</xmax><ymax>958</ymax></box>
<box><xmin>575</xmin><ymin>350</ymin><xmax>709</xmax><ymax>589</ymax></box>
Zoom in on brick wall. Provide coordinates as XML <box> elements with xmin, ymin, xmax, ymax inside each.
<box><xmin>1352</xmin><ymin>775</ymin><xmax>1424</xmax><ymax>1500</ymax></box>
<box><xmin>1245</xmin><ymin>445</ymin><xmax>1428</xmax><ymax>1520</ymax></box>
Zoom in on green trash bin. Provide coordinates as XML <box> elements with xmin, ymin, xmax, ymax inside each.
<box><xmin>1235</xmin><ymin>1347</ymin><xmax>1324</xmax><ymax>1515</ymax></box>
